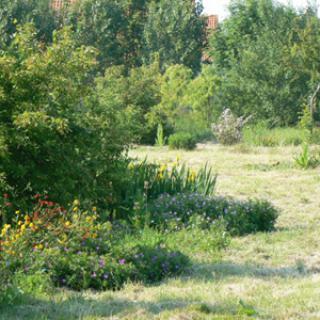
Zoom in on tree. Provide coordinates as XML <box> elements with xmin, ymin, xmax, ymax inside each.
<box><xmin>143</xmin><ymin>0</ymin><xmax>206</xmax><ymax>72</ymax></box>
<box><xmin>0</xmin><ymin>0</ymin><xmax>57</xmax><ymax>49</ymax></box>
<box><xmin>208</xmin><ymin>0</ymin><xmax>320</xmax><ymax>125</ymax></box>
<box><xmin>187</xmin><ymin>66</ymin><xmax>221</xmax><ymax>127</ymax></box>
<box><xmin>65</xmin><ymin>0</ymin><xmax>127</xmax><ymax>70</ymax></box>
<box><xmin>148</xmin><ymin>65</ymin><xmax>193</xmax><ymax>132</ymax></box>
<box><xmin>96</xmin><ymin>62</ymin><xmax>161</xmax><ymax>143</ymax></box>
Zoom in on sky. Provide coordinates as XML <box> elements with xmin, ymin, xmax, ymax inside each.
<box><xmin>203</xmin><ymin>0</ymin><xmax>319</xmax><ymax>20</ymax></box>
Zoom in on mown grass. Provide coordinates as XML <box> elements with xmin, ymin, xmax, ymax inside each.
<box><xmin>2</xmin><ymin>144</ymin><xmax>320</xmax><ymax>319</ymax></box>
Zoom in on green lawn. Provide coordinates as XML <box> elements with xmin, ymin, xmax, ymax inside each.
<box><xmin>2</xmin><ymin>144</ymin><xmax>320</xmax><ymax>320</ymax></box>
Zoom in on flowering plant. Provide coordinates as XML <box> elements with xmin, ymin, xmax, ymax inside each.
<box><xmin>212</xmin><ymin>109</ymin><xmax>252</xmax><ymax>145</ymax></box>
<box><xmin>0</xmin><ymin>196</ymin><xmax>189</xmax><ymax>290</ymax></box>
<box><xmin>150</xmin><ymin>193</ymin><xmax>278</xmax><ymax>235</ymax></box>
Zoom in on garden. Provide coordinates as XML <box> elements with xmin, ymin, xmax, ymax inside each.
<box><xmin>1</xmin><ymin>0</ymin><xmax>320</xmax><ymax>319</ymax></box>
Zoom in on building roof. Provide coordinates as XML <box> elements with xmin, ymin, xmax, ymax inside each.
<box><xmin>51</xmin><ymin>0</ymin><xmax>77</xmax><ymax>10</ymax></box>
<box><xmin>207</xmin><ymin>15</ymin><xmax>219</xmax><ymax>30</ymax></box>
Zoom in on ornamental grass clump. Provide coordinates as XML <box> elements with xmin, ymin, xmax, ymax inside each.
<box><xmin>112</xmin><ymin>160</ymin><xmax>216</xmax><ymax>220</ymax></box>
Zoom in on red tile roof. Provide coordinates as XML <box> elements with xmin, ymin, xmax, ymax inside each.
<box><xmin>51</xmin><ymin>0</ymin><xmax>77</xmax><ymax>10</ymax></box>
<box><xmin>207</xmin><ymin>15</ymin><xmax>219</xmax><ymax>30</ymax></box>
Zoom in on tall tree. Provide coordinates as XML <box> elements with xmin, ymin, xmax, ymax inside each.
<box><xmin>65</xmin><ymin>0</ymin><xmax>127</xmax><ymax>70</ymax></box>
<box><xmin>0</xmin><ymin>0</ymin><xmax>57</xmax><ymax>49</ymax></box>
<box><xmin>143</xmin><ymin>0</ymin><xmax>206</xmax><ymax>72</ymax></box>
<box><xmin>209</xmin><ymin>0</ymin><xmax>320</xmax><ymax>125</ymax></box>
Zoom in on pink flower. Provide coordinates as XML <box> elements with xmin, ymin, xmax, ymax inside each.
<box><xmin>119</xmin><ymin>259</ymin><xmax>126</xmax><ymax>265</ymax></box>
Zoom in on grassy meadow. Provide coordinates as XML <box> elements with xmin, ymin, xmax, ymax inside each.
<box><xmin>2</xmin><ymin>143</ymin><xmax>320</xmax><ymax>320</ymax></box>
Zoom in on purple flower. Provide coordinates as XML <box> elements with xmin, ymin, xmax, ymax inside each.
<box><xmin>119</xmin><ymin>259</ymin><xmax>126</xmax><ymax>265</ymax></box>
<box><xmin>99</xmin><ymin>258</ymin><xmax>105</xmax><ymax>268</ymax></box>
<box><xmin>92</xmin><ymin>272</ymin><xmax>97</xmax><ymax>278</ymax></box>
<box><xmin>103</xmin><ymin>273</ymin><xmax>109</xmax><ymax>279</ymax></box>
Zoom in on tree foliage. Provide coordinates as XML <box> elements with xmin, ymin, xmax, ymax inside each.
<box><xmin>143</xmin><ymin>0</ymin><xmax>206</xmax><ymax>72</ymax></box>
<box><xmin>0</xmin><ymin>0</ymin><xmax>57</xmax><ymax>49</ymax></box>
<box><xmin>209</xmin><ymin>0</ymin><xmax>320</xmax><ymax>125</ymax></box>
<box><xmin>0</xmin><ymin>24</ymin><xmax>129</xmax><ymax>207</ymax></box>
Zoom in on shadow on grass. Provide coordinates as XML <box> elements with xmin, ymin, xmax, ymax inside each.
<box><xmin>0</xmin><ymin>293</ymin><xmax>254</xmax><ymax>320</ymax></box>
<box><xmin>191</xmin><ymin>260</ymin><xmax>310</xmax><ymax>281</ymax></box>
<box><xmin>2</xmin><ymin>259</ymin><xmax>305</xmax><ymax>319</ymax></box>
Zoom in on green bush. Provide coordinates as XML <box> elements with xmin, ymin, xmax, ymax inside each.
<box><xmin>149</xmin><ymin>193</ymin><xmax>278</xmax><ymax>236</ymax></box>
<box><xmin>168</xmin><ymin>132</ymin><xmax>197</xmax><ymax>150</ymax></box>
<box><xmin>175</xmin><ymin>115</ymin><xmax>214</xmax><ymax>143</ymax></box>
<box><xmin>0</xmin><ymin>25</ymin><xmax>130</xmax><ymax>213</ymax></box>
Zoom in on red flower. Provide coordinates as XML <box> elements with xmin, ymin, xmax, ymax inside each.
<box><xmin>34</xmin><ymin>194</ymin><xmax>41</xmax><ymax>199</ymax></box>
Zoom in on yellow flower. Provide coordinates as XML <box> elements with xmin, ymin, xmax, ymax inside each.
<box><xmin>159</xmin><ymin>164</ymin><xmax>167</xmax><ymax>173</ymax></box>
<box><xmin>73</xmin><ymin>199</ymin><xmax>80</xmax><ymax>206</ymax></box>
<box><xmin>21</xmin><ymin>225</ymin><xmax>26</xmax><ymax>232</ymax></box>
<box><xmin>36</xmin><ymin>244</ymin><xmax>44</xmax><ymax>250</ymax></box>
<box><xmin>24</xmin><ymin>215</ymin><xmax>30</xmax><ymax>225</ymax></box>
<box><xmin>73</xmin><ymin>207</ymin><xmax>79</xmax><ymax>212</ymax></box>
<box><xmin>1</xmin><ymin>224</ymin><xmax>11</xmax><ymax>237</ymax></box>
<box><xmin>86</xmin><ymin>216</ymin><xmax>92</xmax><ymax>223</ymax></box>
<box><xmin>189</xmin><ymin>170</ymin><xmax>197</xmax><ymax>182</ymax></box>
<box><xmin>92</xmin><ymin>233</ymin><xmax>98</xmax><ymax>239</ymax></box>
<box><xmin>15</xmin><ymin>210</ymin><xmax>21</xmax><ymax>215</ymax></box>
<box><xmin>18</xmin><ymin>220</ymin><xmax>23</xmax><ymax>226</ymax></box>
<box><xmin>29</xmin><ymin>223</ymin><xmax>34</xmax><ymax>228</ymax></box>
<box><xmin>92</xmin><ymin>207</ymin><xmax>97</xmax><ymax>212</ymax></box>
<box><xmin>65</xmin><ymin>221</ymin><xmax>72</xmax><ymax>227</ymax></box>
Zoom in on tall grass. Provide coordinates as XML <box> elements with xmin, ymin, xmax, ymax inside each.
<box><xmin>243</xmin><ymin>125</ymin><xmax>310</xmax><ymax>147</ymax></box>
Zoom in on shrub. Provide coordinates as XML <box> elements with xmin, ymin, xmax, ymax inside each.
<box><xmin>175</xmin><ymin>115</ymin><xmax>214</xmax><ymax>143</ymax></box>
<box><xmin>149</xmin><ymin>193</ymin><xmax>278</xmax><ymax>236</ymax></box>
<box><xmin>0</xmin><ymin>200</ymin><xmax>189</xmax><ymax>291</ymax></box>
<box><xmin>212</xmin><ymin>109</ymin><xmax>251</xmax><ymax>145</ymax></box>
<box><xmin>168</xmin><ymin>132</ymin><xmax>197</xmax><ymax>150</ymax></box>
<box><xmin>0</xmin><ymin>25</ymin><xmax>130</xmax><ymax>213</ymax></box>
